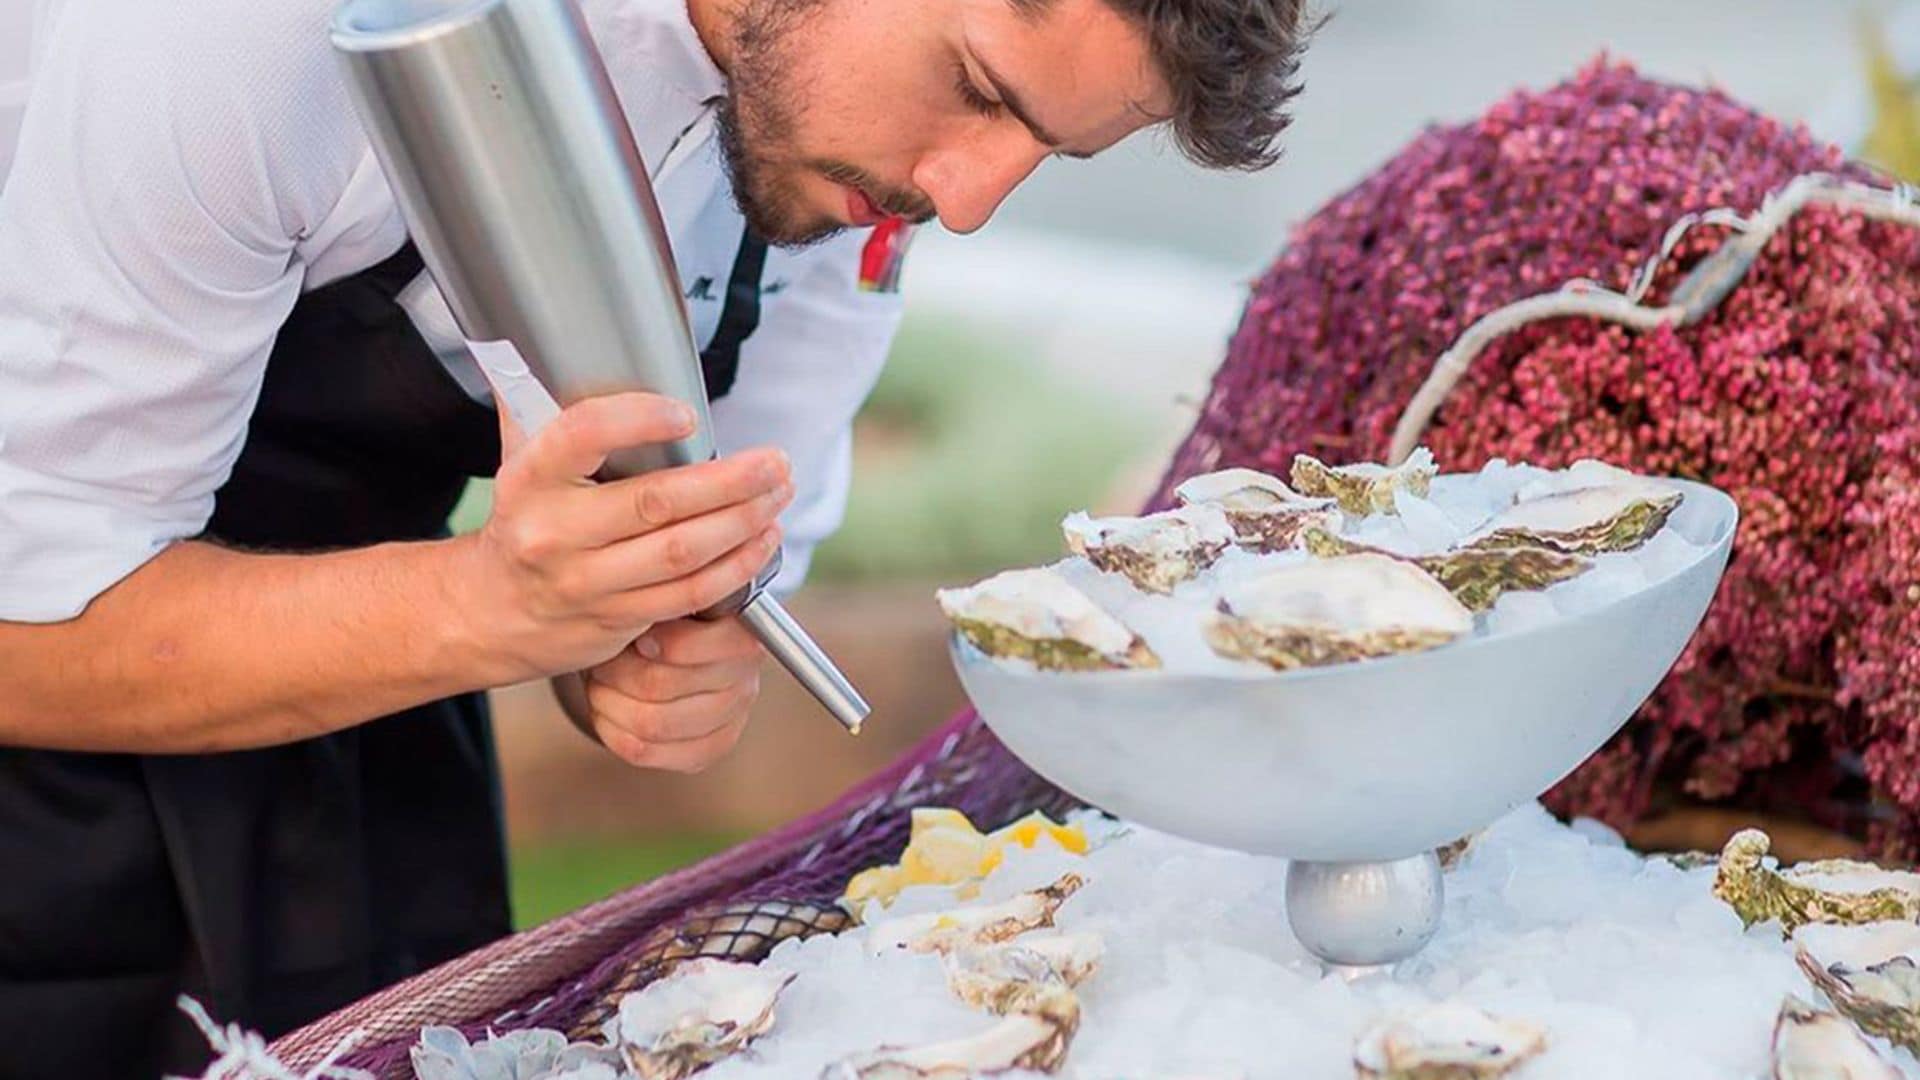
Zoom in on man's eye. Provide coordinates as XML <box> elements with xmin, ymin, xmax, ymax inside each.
<box><xmin>953</xmin><ymin>62</ymin><xmax>1003</xmax><ymax>118</ymax></box>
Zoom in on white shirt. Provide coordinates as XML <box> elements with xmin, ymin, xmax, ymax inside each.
<box><xmin>0</xmin><ymin>0</ymin><xmax>906</xmax><ymax>622</ymax></box>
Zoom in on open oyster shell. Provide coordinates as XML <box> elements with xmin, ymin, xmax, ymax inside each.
<box><xmin>1794</xmin><ymin>921</ymin><xmax>1920</xmax><ymax>1057</ymax></box>
<box><xmin>612</xmin><ymin>959</ymin><xmax>795</xmax><ymax>1080</ymax></box>
<box><xmin>1173</xmin><ymin>468</ymin><xmax>1338</xmax><ymax>552</ymax></box>
<box><xmin>1770</xmin><ymin>995</ymin><xmax>1901</xmax><ymax>1079</ymax></box>
<box><xmin>1463</xmin><ymin>482</ymin><xmax>1682</xmax><ymax>556</ymax></box>
<box><xmin>938</xmin><ymin>569</ymin><xmax>1158</xmax><ymax>672</ymax></box>
<box><xmin>944</xmin><ymin>931</ymin><xmax>1105</xmax><ymax>1015</ymax></box>
<box><xmin>1302</xmin><ymin>526</ymin><xmax>1591</xmax><ymax>611</ymax></box>
<box><xmin>1352</xmin><ymin>1002</ymin><xmax>1547</xmax><ymax>1080</ymax></box>
<box><xmin>1290</xmin><ymin>447</ymin><xmax>1437</xmax><ymax>516</ymax></box>
<box><xmin>1204</xmin><ymin>554</ymin><xmax>1474</xmax><ymax>671</ymax></box>
<box><xmin>868</xmin><ymin>873</ymin><xmax>1086</xmax><ymax>956</ymax></box>
<box><xmin>1062</xmin><ymin>504</ymin><xmax>1235</xmax><ymax>594</ymax></box>
<box><xmin>1513</xmin><ymin>458</ymin><xmax>1645</xmax><ymax>503</ymax></box>
<box><xmin>413</xmin><ymin>1026</ymin><xmax>624</xmax><ymax>1080</ymax></box>
<box><xmin>1712</xmin><ymin>829</ymin><xmax>1920</xmax><ymax>933</ymax></box>
<box><xmin>824</xmin><ymin>993</ymin><xmax>1080</xmax><ymax>1079</ymax></box>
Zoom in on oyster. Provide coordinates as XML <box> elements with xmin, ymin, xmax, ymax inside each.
<box><xmin>1173</xmin><ymin>467</ymin><xmax>1338</xmax><ymax>552</ymax></box>
<box><xmin>938</xmin><ymin>569</ymin><xmax>1158</xmax><ymax>672</ymax></box>
<box><xmin>612</xmin><ymin>959</ymin><xmax>795</xmax><ymax>1080</ymax></box>
<box><xmin>1463</xmin><ymin>482</ymin><xmax>1682</xmax><ymax>556</ymax></box>
<box><xmin>413</xmin><ymin>1026</ymin><xmax>622</xmax><ymax>1080</ymax></box>
<box><xmin>825</xmin><ymin>993</ymin><xmax>1080</xmax><ymax>1079</ymax></box>
<box><xmin>1513</xmin><ymin>458</ymin><xmax>1645</xmax><ymax>503</ymax></box>
<box><xmin>1436</xmin><ymin>831</ymin><xmax>1484</xmax><ymax>871</ymax></box>
<box><xmin>1659</xmin><ymin>850</ymin><xmax>1720</xmax><ymax>871</ymax></box>
<box><xmin>1062</xmin><ymin>504</ymin><xmax>1235</xmax><ymax>594</ymax></box>
<box><xmin>1302</xmin><ymin>526</ymin><xmax>1591</xmax><ymax>611</ymax></box>
<box><xmin>1770</xmin><ymin>995</ymin><xmax>1901</xmax><ymax>1079</ymax></box>
<box><xmin>1794</xmin><ymin>921</ymin><xmax>1920</xmax><ymax>1056</ymax></box>
<box><xmin>1204</xmin><ymin>554</ymin><xmax>1474</xmax><ymax>671</ymax></box>
<box><xmin>1352</xmin><ymin>1002</ymin><xmax>1547</xmax><ymax>1080</ymax></box>
<box><xmin>1712</xmin><ymin>829</ymin><xmax>1920</xmax><ymax>933</ymax></box>
<box><xmin>943</xmin><ymin>931</ymin><xmax>1105</xmax><ymax>1015</ymax></box>
<box><xmin>868</xmin><ymin>873</ymin><xmax>1087</xmax><ymax>956</ymax></box>
<box><xmin>1290</xmin><ymin>447</ymin><xmax>1437</xmax><ymax>516</ymax></box>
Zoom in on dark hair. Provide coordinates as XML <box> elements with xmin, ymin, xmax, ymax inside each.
<box><xmin>1101</xmin><ymin>0</ymin><xmax>1317</xmax><ymax>171</ymax></box>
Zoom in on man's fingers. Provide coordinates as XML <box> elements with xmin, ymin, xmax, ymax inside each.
<box><xmin>509</xmin><ymin>393</ymin><xmax>696</xmax><ymax>485</ymax></box>
<box><xmin>641</xmin><ymin>617</ymin><xmax>765</xmax><ymax>667</ymax></box>
<box><xmin>568</xmin><ymin>447</ymin><xmax>791</xmax><ymax>547</ymax></box>
<box><xmin>603</xmin><ymin>711</ymin><xmax>750</xmax><ymax>774</ymax></box>
<box><xmin>585</xmin><ymin>488</ymin><xmax>790</xmax><ymax>594</ymax></box>
<box><xmin>591</xmin><ymin>649</ymin><xmax>763</xmax><ymax>703</ymax></box>
<box><xmin>590</xmin><ymin>680</ymin><xmax>756</xmax><ymax>748</ymax></box>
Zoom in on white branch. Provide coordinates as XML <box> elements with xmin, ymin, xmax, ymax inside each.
<box><xmin>1386</xmin><ymin>174</ymin><xmax>1920</xmax><ymax>464</ymax></box>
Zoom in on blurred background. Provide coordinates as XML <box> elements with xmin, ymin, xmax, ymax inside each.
<box><xmin>9</xmin><ymin>1</ymin><xmax>1901</xmax><ymax>921</ymax></box>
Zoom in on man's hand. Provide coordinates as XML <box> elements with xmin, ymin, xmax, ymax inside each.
<box><xmin>453</xmin><ymin>392</ymin><xmax>794</xmax><ymax>684</ymax></box>
<box><xmin>560</xmin><ymin>617</ymin><xmax>766</xmax><ymax>773</ymax></box>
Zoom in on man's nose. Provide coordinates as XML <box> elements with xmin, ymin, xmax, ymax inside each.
<box><xmin>911</xmin><ymin>131</ymin><xmax>1050</xmax><ymax>235</ymax></box>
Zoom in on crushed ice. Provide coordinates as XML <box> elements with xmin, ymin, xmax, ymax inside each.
<box><xmin>706</xmin><ymin>807</ymin><xmax>1920</xmax><ymax>1079</ymax></box>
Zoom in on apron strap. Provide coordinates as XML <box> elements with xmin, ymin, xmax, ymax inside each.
<box><xmin>699</xmin><ymin>226</ymin><xmax>769</xmax><ymax>402</ymax></box>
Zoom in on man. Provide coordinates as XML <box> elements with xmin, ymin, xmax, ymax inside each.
<box><xmin>0</xmin><ymin>0</ymin><xmax>1310</xmax><ymax>1072</ymax></box>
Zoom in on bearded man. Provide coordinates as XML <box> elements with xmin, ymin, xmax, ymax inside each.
<box><xmin>0</xmin><ymin>0</ymin><xmax>1310</xmax><ymax>1072</ymax></box>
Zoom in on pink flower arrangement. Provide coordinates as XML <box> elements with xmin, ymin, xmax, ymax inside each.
<box><xmin>1152</xmin><ymin>59</ymin><xmax>1920</xmax><ymax>855</ymax></box>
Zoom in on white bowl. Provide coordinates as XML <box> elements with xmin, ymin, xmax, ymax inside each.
<box><xmin>951</xmin><ymin>479</ymin><xmax>1738</xmax><ymax>864</ymax></box>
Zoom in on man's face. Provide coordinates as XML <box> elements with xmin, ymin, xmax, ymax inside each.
<box><xmin>716</xmin><ymin>0</ymin><xmax>1170</xmax><ymax>247</ymax></box>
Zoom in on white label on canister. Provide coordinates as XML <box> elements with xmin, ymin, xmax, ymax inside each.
<box><xmin>465</xmin><ymin>338</ymin><xmax>561</xmax><ymax>436</ymax></box>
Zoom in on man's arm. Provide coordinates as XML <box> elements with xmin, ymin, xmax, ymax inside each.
<box><xmin>0</xmin><ymin>395</ymin><xmax>793</xmax><ymax>754</ymax></box>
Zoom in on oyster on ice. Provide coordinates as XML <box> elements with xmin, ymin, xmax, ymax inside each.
<box><xmin>944</xmin><ymin>931</ymin><xmax>1105</xmax><ymax>1015</ymax></box>
<box><xmin>413</xmin><ymin>1026</ymin><xmax>623</xmax><ymax>1080</ymax></box>
<box><xmin>1290</xmin><ymin>447</ymin><xmax>1437</xmax><ymax>516</ymax></box>
<box><xmin>1062</xmin><ymin>504</ymin><xmax>1235</xmax><ymax>594</ymax></box>
<box><xmin>1463</xmin><ymin>482</ymin><xmax>1682</xmax><ymax>556</ymax></box>
<box><xmin>1794</xmin><ymin>921</ymin><xmax>1920</xmax><ymax>1056</ymax></box>
<box><xmin>1173</xmin><ymin>467</ymin><xmax>1338</xmax><ymax>552</ymax></box>
<box><xmin>1352</xmin><ymin>1002</ymin><xmax>1547</xmax><ymax>1080</ymax></box>
<box><xmin>825</xmin><ymin>993</ymin><xmax>1080</xmax><ymax>1079</ymax></box>
<box><xmin>1712</xmin><ymin>829</ymin><xmax>1920</xmax><ymax>933</ymax></box>
<box><xmin>1204</xmin><ymin>554</ymin><xmax>1474</xmax><ymax>671</ymax></box>
<box><xmin>1770</xmin><ymin>995</ymin><xmax>1901</xmax><ymax>1080</ymax></box>
<box><xmin>1302</xmin><ymin>526</ymin><xmax>1591</xmax><ymax>611</ymax></box>
<box><xmin>1436</xmin><ymin>831</ymin><xmax>1485</xmax><ymax>871</ymax></box>
<box><xmin>1513</xmin><ymin>458</ymin><xmax>1645</xmax><ymax>503</ymax></box>
<box><xmin>868</xmin><ymin>873</ymin><xmax>1086</xmax><ymax>955</ymax></box>
<box><xmin>938</xmin><ymin>569</ymin><xmax>1158</xmax><ymax>672</ymax></box>
<box><xmin>611</xmin><ymin>958</ymin><xmax>795</xmax><ymax>1080</ymax></box>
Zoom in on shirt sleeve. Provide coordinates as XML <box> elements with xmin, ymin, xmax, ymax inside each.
<box><xmin>0</xmin><ymin>0</ymin><xmax>365</xmax><ymax>621</ymax></box>
<box><xmin>707</xmin><ymin>225</ymin><xmax>909</xmax><ymax>597</ymax></box>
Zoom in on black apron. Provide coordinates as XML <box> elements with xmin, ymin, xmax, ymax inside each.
<box><xmin>0</xmin><ymin>230</ymin><xmax>768</xmax><ymax>1078</ymax></box>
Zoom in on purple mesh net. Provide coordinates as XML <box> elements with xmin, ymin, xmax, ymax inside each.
<box><xmin>271</xmin><ymin>710</ymin><xmax>1076</xmax><ymax>1075</ymax></box>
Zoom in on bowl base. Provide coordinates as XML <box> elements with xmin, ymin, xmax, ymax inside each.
<box><xmin>1285</xmin><ymin>852</ymin><xmax>1443</xmax><ymax>967</ymax></box>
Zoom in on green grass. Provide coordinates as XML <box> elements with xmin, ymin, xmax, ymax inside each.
<box><xmin>445</xmin><ymin>313</ymin><xmax>1152</xmax><ymax>580</ymax></box>
<box><xmin>509</xmin><ymin>834</ymin><xmax>745</xmax><ymax>929</ymax></box>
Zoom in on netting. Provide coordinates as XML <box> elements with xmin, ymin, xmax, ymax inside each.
<box><xmin>272</xmin><ymin>711</ymin><xmax>1077</xmax><ymax>1074</ymax></box>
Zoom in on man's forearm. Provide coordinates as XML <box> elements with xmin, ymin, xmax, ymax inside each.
<box><xmin>0</xmin><ymin>538</ymin><xmax>509</xmax><ymax>753</ymax></box>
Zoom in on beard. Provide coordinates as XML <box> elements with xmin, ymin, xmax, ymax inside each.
<box><xmin>716</xmin><ymin>0</ymin><xmax>935</xmax><ymax>247</ymax></box>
